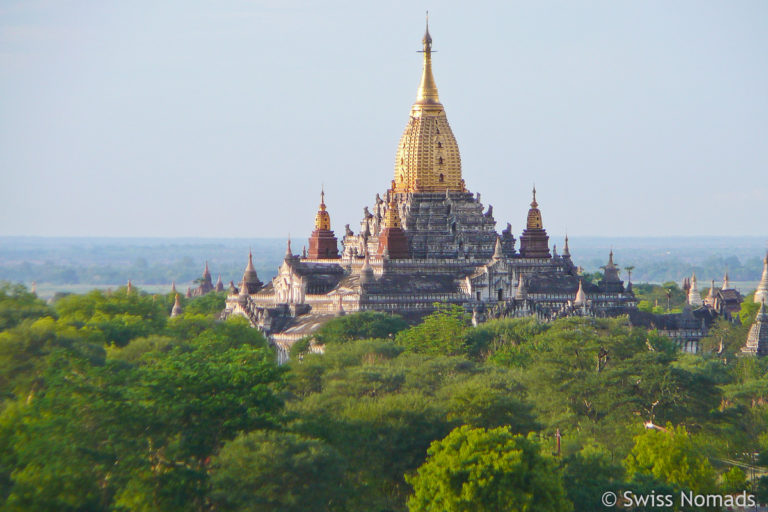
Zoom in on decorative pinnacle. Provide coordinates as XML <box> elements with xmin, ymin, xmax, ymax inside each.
<box><xmin>531</xmin><ymin>185</ymin><xmax>538</xmax><ymax>208</ymax></box>
<box><xmin>416</xmin><ymin>13</ymin><xmax>439</xmax><ymax>105</ymax></box>
<box><xmin>423</xmin><ymin>11</ymin><xmax>432</xmax><ymax>49</ymax></box>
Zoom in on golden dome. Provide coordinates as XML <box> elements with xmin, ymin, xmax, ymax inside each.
<box><xmin>526</xmin><ymin>186</ymin><xmax>543</xmax><ymax>230</ymax></box>
<box><xmin>394</xmin><ymin>21</ymin><xmax>463</xmax><ymax>193</ymax></box>
<box><xmin>314</xmin><ymin>188</ymin><xmax>331</xmax><ymax>231</ymax></box>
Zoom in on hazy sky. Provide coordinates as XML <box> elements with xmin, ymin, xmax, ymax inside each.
<box><xmin>1</xmin><ymin>1</ymin><xmax>766</xmax><ymax>240</ymax></box>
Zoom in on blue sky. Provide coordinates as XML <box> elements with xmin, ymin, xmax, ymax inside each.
<box><xmin>1</xmin><ymin>1</ymin><xmax>766</xmax><ymax>239</ymax></box>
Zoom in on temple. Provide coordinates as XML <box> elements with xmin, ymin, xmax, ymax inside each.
<box><xmin>221</xmin><ymin>22</ymin><xmax>638</xmax><ymax>361</ymax></box>
<box><xmin>187</xmin><ymin>261</ymin><xmax>224</xmax><ymax>297</ymax></box>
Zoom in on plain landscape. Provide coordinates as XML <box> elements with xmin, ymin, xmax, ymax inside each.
<box><xmin>2</xmin><ymin>235</ymin><xmax>763</xmax><ymax>299</ymax></box>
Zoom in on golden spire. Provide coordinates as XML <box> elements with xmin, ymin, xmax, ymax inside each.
<box><xmin>416</xmin><ymin>12</ymin><xmax>440</xmax><ymax>106</ymax></box>
<box><xmin>314</xmin><ymin>187</ymin><xmax>331</xmax><ymax>230</ymax></box>
<box><xmin>526</xmin><ymin>186</ymin><xmax>543</xmax><ymax>230</ymax></box>
<box><xmin>394</xmin><ymin>18</ymin><xmax>462</xmax><ymax>193</ymax></box>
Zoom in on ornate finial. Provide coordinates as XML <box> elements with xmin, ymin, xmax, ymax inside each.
<box><xmin>563</xmin><ymin>235</ymin><xmax>571</xmax><ymax>257</ymax></box>
<box><xmin>423</xmin><ymin>11</ymin><xmax>432</xmax><ymax>49</ymax></box>
<box><xmin>285</xmin><ymin>236</ymin><xmax>293</xmax><ymax>260</ymax></box>
<box><xmin>526</xmin><ymin>186</ymin><xmax>543</xmax><ymax>230</ymax></box>
<box><xmin>315</xmin><ymin>187</ymin><xmax>331</xmax><ymax>230</ymax></box>
<box><xmin>416</xmin><ymin>14</ymin><xmax>439</xmax><ymax>105</ymax></box>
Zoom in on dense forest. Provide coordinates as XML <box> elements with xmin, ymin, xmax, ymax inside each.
<box><xmin>1</xmin><ymin>281</ymin><xmax>767</xmax><ymax>511</ymax></box>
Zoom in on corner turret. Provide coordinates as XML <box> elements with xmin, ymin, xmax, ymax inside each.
<box><xmin>307</xmin><ymin>188</ymin><xmax>340</xmax><ymax>259</ymax></box>
<box><xmin>242</xmin><ymin>249</ymin><xmax>264</xmax><ymax>293</ymax></box>
<box><xmin>518</xmin><ymin>186</ymin><xmax>551</xmax><ymax>258</ymax></box>
<box><xmin>377</xmin><ymin>198</ymin><xmax>409</xmax><ymax>259</ymax></box>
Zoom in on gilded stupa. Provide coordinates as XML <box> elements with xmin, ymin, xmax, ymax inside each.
<box><xmin>222</xmin><ymin>21</ymin><xmax>636</xmax><ymax>362</ymax></box>
<box><xmin>394</xmin><ymin>20</ymin><xmax>464</xmax><ymax>194</ymax></box>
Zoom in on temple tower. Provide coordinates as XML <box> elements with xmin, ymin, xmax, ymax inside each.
<box><xmin>688</xmin><ymin>273</ymin><xmax>703</xmax><ymax>306</ymax></box>
<box><xmin>378</xmin><ymin>199</ymin><xmax>409</xmax><ymax>258</ymax></box>
<box><xmin>574</xmin><ymin>280</ymin><xmax>587</xmax><ymax>307</ymax></box>
<box><xmin>307</xmin><ymin>188</ymin><xmax>340</xmax><ymax>259</ymax></box>
<box><xmin>755</xmin><ymin>252</ymin><xmax>768</xmax><ymax>305</ymax></box>
<box><xmin>598</xmin><ymin>250</ymin><xmax>624</xmax><ymax>292</ymax></box>
<box><xmin>393</xmin><ymin>18</ymin><xmax>464</xmax><ymax>193</ymax></box>
<box><xmin>743</xmin><ymin>300</ymin><xmax>768</xmax><ymax>356</ymax></box>
<box><xmin>242</xmin><ymin>249</ymin><xmax>263</xmax><ymax>294</ymax></box>
<box><xmin>170</xmin><ymin>294</ymin><xmax>183</xmax><ymax>318</ymax></box>
<box><xmin>518</xmin><ymin>187</ymin><xmax>551</xmax><ymax>258</ymax></box>
<box><xmin>199</xmin><ymin>261</ymin><xmax>214</xmax><ymax>294</ymax></box>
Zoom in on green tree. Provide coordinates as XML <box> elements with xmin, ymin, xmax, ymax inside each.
<box><xmin>183</xmin><ymin>291</ymin><xmax>227</xmax><ymax>316</ymax></box>
<box><xmin>210</xmin><ymin>430</ymin><xmax>348</xmax><ymax>512</ymax></box>
<box><xmin>720</xmin><ymin>466</ymin><xmax>747</xmax><ymax>494</ymax></box>
<box><xmin>699</xmin><ymin>318</ymin><xmax>749</xmax><ymax>356</ymax></box>
<box><xmin>396</xmin><ymin>304</ymin><xmax>469</xmax><ymax>356</ymax></box>
<box><xmin>406</xmin><ymin>425</ymin><xmax>572</xmax><ymax>512</ymax></box>
<box><xmin>561</xmin><ymin>444</ymin><xmax>624</xmax><ymax>512</ymax></box>
<box><xmin>740</xmin><ymin>294</ymin><xmax>761</xmax><ymax>326</ymax></box>
<box><xmin>625</xmin><ymin>424</ymin><xmax>717</xmax><ymax>493</ymax></box>
<box><xmin>0</xmin><ymin>282</ymin><xmax>52</xmax><ymax>331</ymax></box>
<box><xmin>312</xmin><ymin>311</ymin><xmax>408</xmax><ymax>344</ymax></box>
<box><xmin>54</xmin><ymin>287</ymin><xmax>167</xmax><ymax>346</ymax></box>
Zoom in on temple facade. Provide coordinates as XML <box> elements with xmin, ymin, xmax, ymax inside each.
<box><xmin>221</xmin><ymin>24</ymin><xmax>636</xmax><ymax>361</ymax></box>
